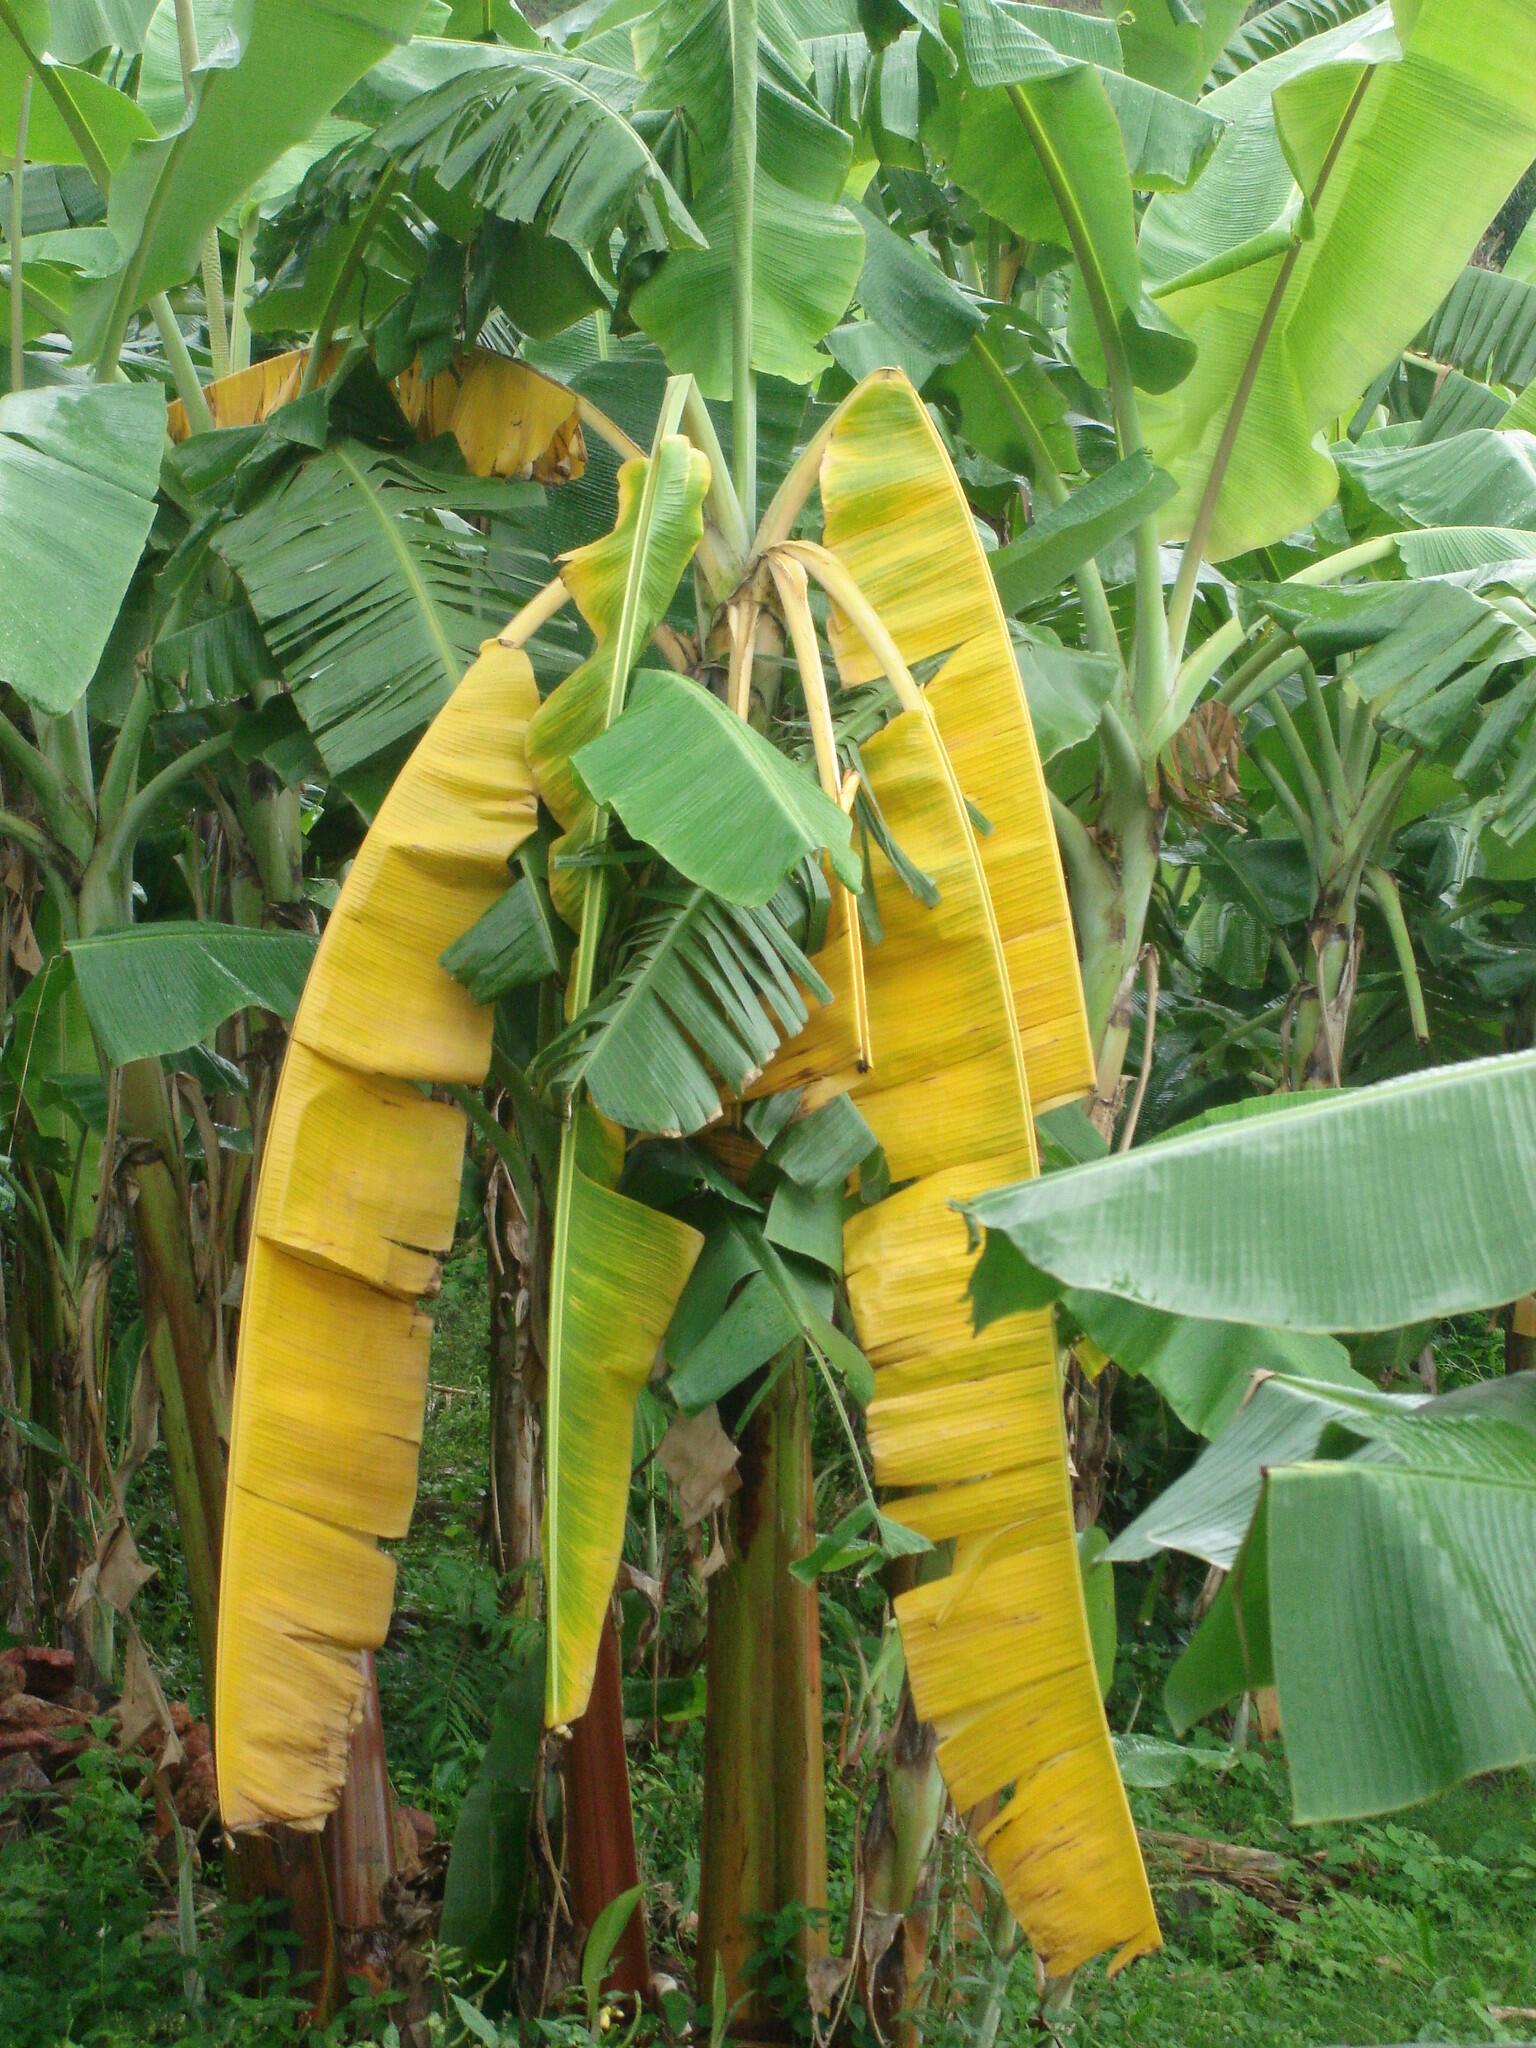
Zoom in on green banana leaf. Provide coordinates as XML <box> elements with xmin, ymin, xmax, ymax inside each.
<box><xmin>66</xmin><ymin>922</ymin><xmax>318</xmax><ymax>1063</ymax></box>
<box><xmin>965</xmin><ymin>1051</ymin><xmax>1536</xmax><ymax>1333</ymax></box>
<box><xmin>1140</xmin><ymin>0</ymin><xmax>1536</xmax><ymax>558</ymax></box>
<box><xmin>573</xmin><ymin>668</ymin><xmax>860</xmax><ymax>905</ymax></box>
<box><xmin>216</xmin><ymin>445</ymin><xmax>543</xmax><ymax>775</ymax></box>
<box><xmin>545</xmin><ymin>1112</ymin><xmax>701</xmax><ymax>1726</ymax></box>
<box><xmin>629</xmin><ymin>0</ymin><xmax>864</xmax><ymax>393</ymax></box>
<box><xmin>1159</xmin><ymin>1375</ymin><xmax>1536</xmax><ymax>1823</ymax></box>
<box><xmin>0</xmin><ymin>382</ymin><xmax>164</xmax><ymax>714</ymax></box>
<box><xmin>542</xmin><ymin>879</ymin><xmax>829</xmax><ymax>1137</ymax></box>
<box><xmin>991</xmin><ymin>450</ymin><xmax>1177</xmax><ymax>610</ymax></box>
<box><xmin>1067</xmin><ymin>1289</ymin><xmax>1364</xmax><ymax>1438</ymax></box>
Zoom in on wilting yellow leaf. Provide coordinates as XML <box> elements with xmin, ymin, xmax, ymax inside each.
<box><xmin>752</xmin><ymin>390</ymin><xmax>1156</xmax><ymax>1972</ymax></box>
<box><xmin>834</xmin><ymin>703</ymin><xmax>1157</xmax><ymax>1973</ymax></box>
<box><xmin>818</xmin><ymin>370</ymin><xmax>1094</xmax><ymax>1114</ymax></box>
<box><xmin>167</xmin><ymin>348</ymin><xmax>586</xmax><ymax>485</ymax></box>
<box><xmin>217</xmin><ymin>638</ymin><xmax>540</xmax><ymax>1832</ymax></box>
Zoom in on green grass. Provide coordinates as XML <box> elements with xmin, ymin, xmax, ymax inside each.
<box><xmin>1066</xmin><ymin>1755</ymin><xmax>1536</xmax><ymax>2048</ymax></box>
<box><xmin>10</xmin><ymin>1248</ymin><xmax>1536</xmax><ymax>2046</ymax></box>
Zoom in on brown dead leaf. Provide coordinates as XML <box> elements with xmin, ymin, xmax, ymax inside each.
<box><xmin>116</xmin><ymin>1629</ymin><xmax>182</xmax><ymax>1768</ymax></box>
<box><xmin>69</xmin><ymin>1516</ymin><xmax>155</xmax><ymax>1619</ymax></box>
<box><xmin>805</xmin><ymin>1953</ymin><xmax>850</xmax><ymax>2020</ymax></box>
<box><xmin>656</xmin><ymin>1405</ymin><xmax>740</xmax><ymax>1527</ymax></box>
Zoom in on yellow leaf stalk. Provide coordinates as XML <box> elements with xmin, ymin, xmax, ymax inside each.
<box><xmin>215</xmin><ymin>636</ymin><xmax>540</xmax><ymax>1831</ymax></box>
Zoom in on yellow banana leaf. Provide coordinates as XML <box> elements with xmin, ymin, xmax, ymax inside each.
<box><xmin>751</xmin><ymin>396</ymin><xmax>1157</xmax><ymax>1972</ymax></box>
<box><xmin>167</xmin><ymin>347</ymin><xmax>586</xmax><ymax>485</ymax></box>
<box><xmin>216</xmin><ymin>638</ymin><xmax>540</xmax><ymax>1832</ymax></box>
<box><xmin>839</xmin><ymin>705</ymin><xmax>1159</xmax><ymax>1975</ymax></box>
<box><xmin>818</xmin><ymin>370</ymin><xmax>1094</xmax><ymax>1114</ymax></box>
<box><xmin>545</xmin><ymin>1110</ymin><xmax>702</xmax><ymax>1726</ymax></box>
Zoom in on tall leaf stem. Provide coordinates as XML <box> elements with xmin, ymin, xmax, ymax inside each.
<box><xmin>728</xmin><ymin>0</ymin><xmax>758</xmax><ymax>530</ymax></box>
<box><xmin>200</xmin><ymin>231</ymin><xmax>229</xmax><ymax>380</ymax></box>
<box><xmin>1364</xmin><ymin>861</ymin><xmax>1428</xmax><ymax>1042</ymax></box>
<box><xmin>1256</xmin><ymin>751</ymin><xmax>1320</xmax><ymax>866</ymax></box>
<box><xmin>94</xmin><ymin>729</ymin><xmax>232</xmax><ymax>883</ymax></box>
<box><xmin>971</xmin><ymin>336</ymin><xmax>1122</xmax><ymax>667</ymax></box>
<box><xmin>1301</xmin><ymin>661</ymin><xmax>1351</xmax><ymax>820</ymax></box>
<box><xmin>1164</xmin><ymin>68</ymin><xmax>1375</xmax><ymax>665</ymax></box>
<box><xmin>98</xmin><ymin>673</ymin><xmax>153</xmax><ymax>824</ymax></box>
<box><xmin>1003</xmin><ymin>82</ymin><xmax>1166</xmax><ymax>727</ymax></box>
<box><xmin>228</xmin><ymin>203</ymin><xmax>257</xmax><ymax>372</ymax></box>
<box><xmin>8</xmin><ymin>74</ymin><xmax>29</xmax><ymax>393</ymax></box>
<box><xmin>0</xmin><ymin>707</ymin><xmax>91</xmax><ymax>858</ymax></box>
<box><xmin>1269</xmin><ymin>695</ymin><xmax>1331</xmax><ymax>844</ymax></box>
<box><xmin>149</xmin><ymin>293</ymin><xmax>213</xmax><ymax>431</ymax></box>
<box><xmin>681</xmin><ymin>379</ymin><xmax>749</xmax><ymax>595</ymax></box>
<box><xmin>0</xmin><ymin>806</ymin><xmax>65</xmax><ymax>871</ymax></box>
<box><xmin>497</xmin><ymin>574</ymin><xmax>571</xmax><ymax>651</ymax></box>
<box><xmin>576</xmin><ymin>394</ymin><xmax>643</xmax><ymax>463</ymax></box>
<box><xmin>773</xmin><ymin>541</ymin><xmax>922</xmax><ymax>712</ymax></box>
<box><xmin>770</xmin><ymin>554</ymin><xmax>871</xmax><ymax>1065</ymax></box>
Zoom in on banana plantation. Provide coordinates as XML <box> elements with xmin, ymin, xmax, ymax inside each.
<box><xmin>5</xmin><ymin>0</ymin><xmax>1536</xmax><ymax>2043</ymax></box>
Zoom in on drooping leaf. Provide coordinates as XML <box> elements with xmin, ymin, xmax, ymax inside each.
<box><xmin>1108</xmin><ymin>1371</ymin><xmax>1402</xmax><ymax>1567</ymax></box>
<box><xmin>0</xmin><ymin>382</ymin><xmax>163</xmax><ymax>714</ymax></box>
<box><xmin>823</xmin><ymin>700</ymin><xmax>1159</xmax><ymax>1973</ymax></box>
<box><xmin>966</xmin><ymin>1049</ymin><xmax>1536</xmax><ymax>1333</ymax></box>
<box><xmin>215</xmin><ymin>442</ymin><xmax>543</xmax><ymax>774</ymax></box>
<box><xmin>1160</xmin><ymin>1376</ymin><xmax>1536</xmax><ymax>1823</ymax></box>
<box><xmin>758</xmin><ymin>394</ymin><xmax>1158</xmax><ymax>1967</ymax></box>
<box><xmin>373</xmin><ymin>48</ymin><xmax>703</xmax><ymax>257</ymax></box>
<box><xmin>1267</xmin><ymin>1378</ymin><xmax>1536</xmax><ymax>1820</ymax></box>
<box><xmin>811</xmin><ymin>369</ymin><xmax>1095</xmax><ymax>1110</ymax></box>
<box><xmin>572</xmin><ymin>668</ymin><xmax>861</xmax><ymax>904</ymax></box>
<box><xmin>66</xmin><ymin>924</ymin><xmax>318</xmax><ymax>1065</ymax></box>
<box><xmin>1067</xmin><ymin>1289</ymin><xmax>1364</xmax><ymax>1439</ymax></box>
<box><xmin>217</xmin><ymin>638</ymin><xmax>542</xmax><ymax>1831</ymax></box>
